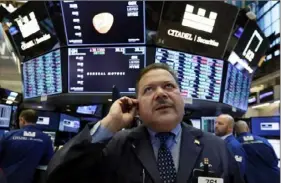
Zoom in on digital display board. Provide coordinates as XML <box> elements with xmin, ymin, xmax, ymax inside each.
<box><xmin>228</xmin><ymin>20</ymin><xmax>269</xmax><ymax>73</ymax></box>
<box><xmin>23</xmin><ymin>49</ymin><xmax>62</xmax><ymax>99</ymax></box>
<box><xmin>68</xmin><ymin>47</ymin><xmax>146</xmax><ymax>93</ymax></box>
<box><xmin>36</xmin><ymin>111</ymin><xmax>60</xmax><ymax>131</ymax></box>
<box><xmin>2</xmin><ymin>1</ymin><xmax>59</xmax><ymax>60</ymax></box>
<box><xmin>251</xmin><ymin>116</ymin><xmax>280</xmax><ymax>137</ymax></box>
<box><xmin>0</xmin><ymin>104</ymin><xmax>12</xmax><ymax>128</ymax></box>
<box><xmin>61</xmin><ymin>1</ymin><xmax>145</xmax><ymax>45</ymax></box>
<box><xmin>259</xmin><ymin>87</ymin><xmax>274</xmax><ymax>103</ymax></box>
<box><xmin>156</xmin><ymin>1</ymin><xmax>238</xmax><ymax>59</ymax></box>
<box><xmin>59</xmin><ymin>114</ymin><xmax>80</xmax><ymax>133</ymax></box>
<box><xmin>223</xmin><ymin>63</ymin><xmax>252</xmax><ymax>110</ymax></box>
<box><xmin>155</xmin><ymin>48</ymin><xmax>223</xmax><ymax>102</ymax></box>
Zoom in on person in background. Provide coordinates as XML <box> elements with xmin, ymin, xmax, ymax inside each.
<box><xmin>47</xmin><ymin>63</ymin><xmax>244</xmax><ymax>183</ymax></box>
<box><xmin>235</xmin><ymin>120</ymin><xmax>280</xmax><ymax>183</ymax></box>
<box><xmin>0</xmin><ymin>109</ymin><xmax>54</xmax><ymax>183</ymax></box>
<box><xmin>215</xmin><ymin>114</ymin><xmax>246</xmax><ymax>177</ymax></box>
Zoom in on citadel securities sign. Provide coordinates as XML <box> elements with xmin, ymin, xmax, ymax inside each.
<box><xmin>156</xmin><ymin>1</ymin><xmax>239</xmax><ymax>59</ymax></box>
<box><xmin>167</xmin><ymin>29</ymin><xmax>219</xmax><ymax>47</ymax></box>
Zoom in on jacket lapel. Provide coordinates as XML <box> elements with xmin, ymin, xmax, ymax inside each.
<box><xmin>128</xmin><ymin>125</ymin><xmax>162</xmax><ymax>183</ymax></box>
<box><xmin>177</xmin><ymin>124</ymin><xmax>204</xmax><ymax>183</ymax></box>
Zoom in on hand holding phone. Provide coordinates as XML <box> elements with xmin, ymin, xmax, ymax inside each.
<box><xmin>101</xmin><ymin>97</ymin><xmax>138</xmax><ymax>132</ymax></box>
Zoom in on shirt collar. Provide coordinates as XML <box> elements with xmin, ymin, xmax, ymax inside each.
<box><xmin>220</xmin><ymin>133</ymin><xmax>232</xmax><ymax>140</ymax></box>
<box><xmin>147</xmin><ymin>123</ymin><xmax>182</xmax><ymax>144</ymax></box>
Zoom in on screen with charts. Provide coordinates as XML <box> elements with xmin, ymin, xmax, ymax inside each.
<box><xmin>155</xmin><ymin>48</ymin><xmax>223</xmax><ymax>102</ymax></box>
<box><xmin>23</xmin><ymin>49</ymin><xmax>62</xmax><ymax>99</ymax></box>
<box><xmin>201</xmin><ymin>116</ymin><xmax>216</xmax><ymax>133</ymax></box>
<box><xmin>156</xmin><ymin>1</ymin><xmax>238</xmax><ymax>59</ymax></box>
<box><xmin>251</xmin><ymin>116</ymin><xmax>280</xmax><ymax>137</ymax></box>
<box><xmin>68</xmin><ymin>47</ymin><xmax>146</xmax><ymax>93</ymax></box>
<box><xmin>223</xmin><ymin>63</ymin><xmax>252</xmax><ymax>110</ymax></box>
<box><xmin>59</xmin><ymin>114</ymin><xmax>80</xmax><ymax>133</ymax></box>
<box><xmin>0</xmin><ymin>104</ymin><xmax>12</xmax><ymax>128</ymax></box>
<box><xmin>36</xmin><ymin>111</ymin><xmax>60</xmax><ymax>131</ymax></box>
<box><xmin>2</xmin><ymin>1</ymin><xmax>59</xmax><ymax>60</ymax></box>
<box><xmin>61</xmin><ymin>1</ymin><xmax>145</xmax><ymax>45</ymax></box>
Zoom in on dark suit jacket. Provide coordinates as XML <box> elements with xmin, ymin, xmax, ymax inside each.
<box><xmin>46</xmin><ymin>123</ymin><xmax>244</xmax><ymax>183</ymax></box>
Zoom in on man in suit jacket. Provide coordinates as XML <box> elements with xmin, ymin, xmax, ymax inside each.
<box><xmin>215</xmin><ymin>114</ymin><xmax>246</xmax><ymax>177</ymax></box>
<box><xmin>47</xmin><ymin>63</ymin><xmax>244</xmax><ymax>183</ymax></box>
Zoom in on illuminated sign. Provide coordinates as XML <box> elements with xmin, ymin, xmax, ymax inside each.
<box><xmin>14</xmin><ymin>12</ymin><xmax>40</xmax><ymax>38</ymax></box>
<box><xmin>242</xmin><ymin>30</ymin><xmax>263</xmax><ymax>62</ymax></box>
<box><xmin>182</xmin><ymin>4</ymin><xmax>217</xmax><ymax>33</ymax></box>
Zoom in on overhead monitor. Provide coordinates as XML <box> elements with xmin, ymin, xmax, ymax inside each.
<box><xmin>190</xmin><ymin>119</ymin><xmax>201</xmax><ymax>129</ymax></box>
<box><xmin>248</xmin><ymin>93</ymin><xmax>257</xmax><ymax>106</ymax></box>
<box><xmin>68</xmin><ymin>47</ymin><xmax>146</xmax><ymax>94</ymax></box>
<box><xmin>2</xmin><ymin>1</ymin><xmax>60</xmax><ymax>60</ymax></box>
<box><xmin>76</xmin><ymin>105</ymin><xmax>98</xmax><ymax>115</ymax></box>
<box><xmin>155</xmin><ymin>48</ymin><xmax>224</xmax><ymax>102</ymax></box>
<box><xmin>156</xmin><ymin>1</ymin><xmax>238</xmax><ymax>59</ymax></box>
<box><xmin>251</xmin><ymin>116</ymin><xmax>280</xmax><ymax>137</ymax></box>
<box><xmin>228</xmin><ymin>20</ymin><xmax>269</xmax><ymax>74</ymax></box>
<box><xmin>22</xmin><ymin>49</ymin><xmax>62</xmax><ymax>99</ymax></box>
<box><xmin>61</xmin><ymin>1</ymin><xmax>145</xmax><ymax>46</ymax></box>
<box><xmin>59</xmin><ymin>113</ymin><xmax>80</xmax><ymax>133</ymax></box>
<box><xmin>201</xmin><ymin>116</ymin><xmax>216</xmax><ymax>133</ymax></box>
<box><xmin>223</xmin><ymin>63</ymin><xmax>252</xmax><ymax>111</ymax></box>
<box><xmin>0</xmin><ymin>104</ymin><xmax>12</xmax><ymax>128</ymax></box>
<box><xmin>36</xmin><ymin>111</ymin><xmax>60</xmax><ymax>131</ymax></box>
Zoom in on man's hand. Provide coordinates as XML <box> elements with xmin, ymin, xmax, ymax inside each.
<box><xmin>101</xmin><ymin>97</ymin><xmax>138</xmax><ymax>132</ymax></box>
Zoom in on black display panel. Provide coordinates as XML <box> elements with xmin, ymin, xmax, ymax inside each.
<box><xmin>61</xmin><ymin>1</ymin><xmax>145</xmax><ymax>46</ymax></box>
<box><xmin>155</xmin><ymin>48</ymin><xmax>223</xmax><ymax>102</ymax></box>
<box><xmin>36</xmin><ymin>111</ymin><xmax>60</xmax><ymax>131</ymax></box>
<box><xmin>228</xmin><ymin>20</ymin><xmax>269</xmax><ymax>74</ymax></box>
<box><xmin>259</xmin><ymin>87</ymin><xmax>274</xmax><ymax>103</ymax></box>
<box><xmin>0</xmin><ymin>104</ymin><xmax>12</xmax><ymax>128</ymax></box>
<box><xmin>156</xmin><ymin>1</ymin><xmax>238</xmax><ymax>59</ymax></box>
<box><xmin>59</xmin><ymin>113</ymin><xmax>80</xmax><ymax>133</ymax></box>
<box><xmin>223</xmin><ymin>63</ymin><xmax>252</xmax><ymax>111</ymax></box>
<box><xmin>23</xmin><ymin>49</ymin><xmax>62</xmax><ymax>99</ymax></box>
<box><xmin>2</xmin><ymin>1</ymin><xmax>60</xmax><ymax>60</ymax></box>
<box><xmin>68</xmin><ymin>47</ymin><xmax>146</xmax><ymax>93</ymax></box>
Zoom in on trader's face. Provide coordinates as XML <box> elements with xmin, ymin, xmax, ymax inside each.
<box><xmin>215</xmin><ymin>116</ymin><xmax>229</xmax><ymax>136</ymax></box>
<box><xmin>137</xmin><ymin>69</ymin><xmax>184</xmax><ymax>132</ymax></box>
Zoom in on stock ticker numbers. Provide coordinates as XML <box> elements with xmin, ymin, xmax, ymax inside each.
<box><xmin>155</xmin><ymin>48</ymin><xmax>223</xmax><ymax>102</ymax></box>
<box><xmin>68</xmin><ymin>47</ymin><xmax>145</xmax><ymax>93</ymax></box>
<box><xmin>23</xmin><ymin>49</ymin><xmax>62</xmax><ymax>98</ymax></box>
<box><xmin>223</xmin><ymin>64</ymin><xmax>251</xmax><ymax>111</ymax></box>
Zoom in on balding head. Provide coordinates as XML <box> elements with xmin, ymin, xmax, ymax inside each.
<box><xmin>235</xmin><ymin>120</ymin><xmax>249</xmax><ymax>135</ymax></box>
<box><xmin>215</xmin><ymin>114</ymin><xmax>235</xmax><ymax>137</ymax></box>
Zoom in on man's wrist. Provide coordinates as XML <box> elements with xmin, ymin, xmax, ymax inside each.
<box><xmin>100</xmin><ymin>115</ymin><xmax>121</xmax><ymax>133</ymax></box>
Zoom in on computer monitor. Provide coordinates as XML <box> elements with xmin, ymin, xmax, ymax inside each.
<box><xmin>36</xmin><ymin>111</ymin><xmax>60</xmax><ymax>131</ymax></box>
<box><xmin>201</xmin><ymin>117</ymin><xmax>217</xmax><ymax>133</ymax></box>
<box><xmin>59</xmin><ymin>114</ymin><xmax>80</xmax><ymax>133</ymax></box>
<box><xmin>76</xmin><ymin>105</ymin><xmax>98</xmax><ymax>115</ymax></box>
<box><xmin>251</xmin><ymin>116</ymin><xmax>280</xmax><ymax>137</ymax></box>
<box><xmin>0</xmin><ymin>104</ymin><xmax>12</xmax><ymax>128</ymax></box>
<box><xmin>190</xmin><ymin>119</ymin><xmax>201</xmax><ymax>129</ymax></box>
<box><xmin>43</xmin><ymin>131</ymin><xmax>56</xmax><ymax>146</ymax></box>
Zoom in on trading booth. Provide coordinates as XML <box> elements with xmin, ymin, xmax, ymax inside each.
<box><xmin>0</xmin><ymin>1</ymin><xmax>274</xmax><ymax>182</ymax></box>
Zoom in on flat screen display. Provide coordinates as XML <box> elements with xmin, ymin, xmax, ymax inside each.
<box><xmin>36</xmin><ymin>111</ymin><xmax>60</xmax><ymax>131</ymax></box>
<box><xmin>251</xmin><ymin>116</ymin><xmax>280</xmax><ymax>137</ymax></box>
<box><xmin>43</xmin><ymin>131</ymin><xmax>56</xmax><ymax>146</ymax></box>
<box><xmin>155</xmin><ymin>48</ymin><xmax>223</xmax><ymax>102</ymax></box>
<box><xmin>23</xmin><ymin>49</ymin><xmax>62</xmax><ymax>99</ymax></box>
<box><xmin>68</xmin><ymin>47</ymin><xmax>146</xmax><ymax>93</ymax></box>
<box><xmin>76</xmin><ymin>105</ymin><xmax>97</xmax><ymax>115</ymax></box>
<box><xmin>201</xmin><ymin>116</ymin><xmax>216</xmax><ymax>133</ymax></box>
<box><xmin>223</xmin><ymin>63</ymin><xmax>252</xmax><ymax>111</ymax></box>
<box><xmin>0</xmin><ymin>104</ymin><xmax>12</xmax><ymax>128</ymax></box>
<box><xmin>59</xmin><ymin>114</ymin><xmax>80</xmax><ymax>133</ymax></box>
<box><xmin>156</xmin><ymin>1</ymin><xmax>238</xmax><ymax>59</ymax></box>
<box><xmin>61</xmin><ymin>1</ymin><xmax>145</xmax><ymax>45</ymax></box>
<box><xmin>229</xmin><ymin>20</ymin><xmax>269</xmax><ymax>73</ymax></box>
<box><xmin>259</xmin><ymin>87</ymin><xmax>274</xmax><ymax>103</ymax></box>
<box><xmin>2</xmin><ymin>1</ymin><xmax>59</xmax><ymax>60</ymax></box>
<box><xmin>248</xmin><ymin>93</ymin><xmax>257</xmax><ymax>106</ymax></box>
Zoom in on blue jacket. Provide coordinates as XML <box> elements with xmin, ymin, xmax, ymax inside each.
<box><xmin>0</xmin><ymin>125</ymin><xmax>54</xmax><ymax>183</ymax></box>
<box><xmin>237</xmin><ymin>132</ymin><xmax>280</xmax><ymax>183</ymax></box>
<box><xmin>224</xmin><ymin>135</ymin><xmax>246</xmax><ymax>177</ymax></box>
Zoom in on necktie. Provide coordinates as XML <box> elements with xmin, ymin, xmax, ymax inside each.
<box><xmin>156</xmin><ymin>132</ymin><xmax>177</xmax><ymax>183</ymax></box>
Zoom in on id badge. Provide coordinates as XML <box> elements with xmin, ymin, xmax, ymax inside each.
<box><xmin>198</xmin><ymin>177</ymin><xmax>223</xmax><ymax>183</ymax></box>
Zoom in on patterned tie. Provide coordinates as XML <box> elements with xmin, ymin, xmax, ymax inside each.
<box><xmin>156</xmin><ymin>132</ymin><xmax>177</xmax><ymax>183</ymax></box>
